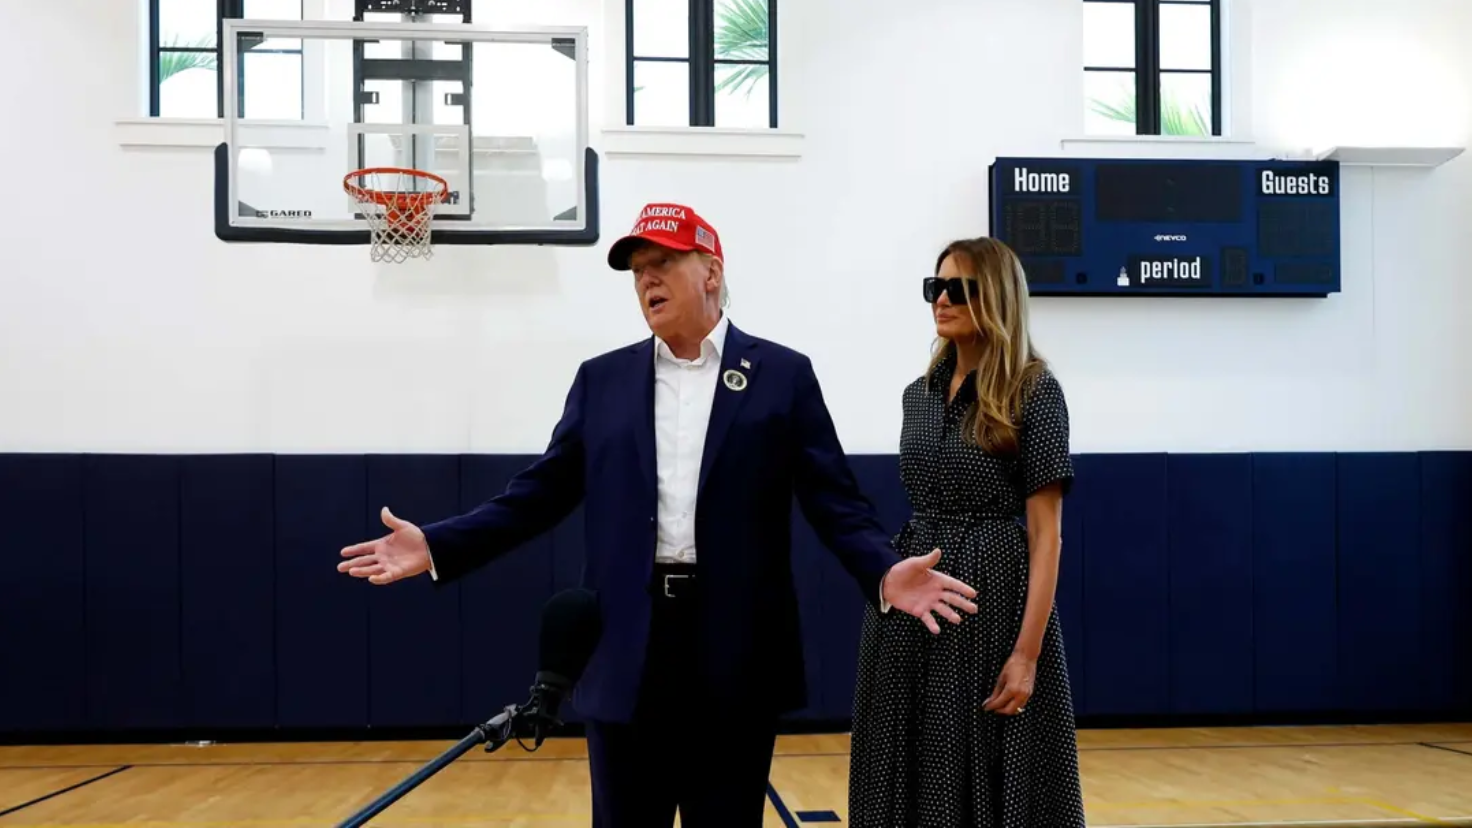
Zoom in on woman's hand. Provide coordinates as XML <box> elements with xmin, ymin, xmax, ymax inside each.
<box><xmin>983</xmin><ymin>652</ymin><xmax>1036</xmax><ymax>716</ymax></box>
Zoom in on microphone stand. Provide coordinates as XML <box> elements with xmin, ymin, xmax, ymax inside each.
<box><xmin>336</xmin><ymin>697</ymin><xmax>553</xmax><ymax>829</ymax></box>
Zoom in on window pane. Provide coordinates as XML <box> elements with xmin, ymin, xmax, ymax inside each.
<box><xmin>715</xmin><ymin>0</ymin><xmax>769</xmax><ymax>62</ymax></box>
<box><xmin>1159</xmin><ymin>2</ymin><xmax>1212</xmax><ymax>71</ymax></box>
<box><xmin>1083</xmin><ymin>1</ymin><xmax>1135</xmax><ymax>69</ymax></box>
<box><xmin>1160</xmin><ymin>71</ymin><xmax>1212</xmax><ymax>135</ymax></box>
<box><xmin>633</xmin><ymin>0</ymin><xmax>688</xmax><ymax>59</ymax></box>
<box><xmin>1084</xmin><ymin>70</ymin><xmax>1136</xmax><ymax>135</ymax></box>
<box><xmin>632</xmin><ymin>59</ymin><xmax>689</xmax><ymax>126</ymax></box>
<box><xmin>242</xmin><ymin>52</ymin><xmax>303</xmax><ymax>120</ymax></box>
<box><xmin>158</xmin><ymin>53</ymin><xmax>218</xmax><ymax>117</ymax></box>
<box><xmin>715</xmin><ymin>63</ymin><xmax>770</xmax><ymax>128</ymax></box>
<box><xmin>159</xmin><ymin>0</ymin><xmax>218</xmax><ymax>49</ymax></box>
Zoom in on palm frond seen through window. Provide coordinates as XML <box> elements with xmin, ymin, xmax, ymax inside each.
<box><xmin>158</xmin><ymin>35</ymin><xmax>218</xmax><ymax>84</ymax></box>
<box><xmin>714</xmin><ymin>0</ymin><xmax>769</xmax><ymax>98</ymax></box>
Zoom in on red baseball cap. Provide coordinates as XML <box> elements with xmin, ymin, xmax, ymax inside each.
<box><xmin>607</xmin><ymin>202</ymin><xmax>724</xmax><ymax>270</ymax></box>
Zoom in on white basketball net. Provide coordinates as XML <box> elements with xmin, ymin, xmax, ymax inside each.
<box><xmin>343</xmin><ymin>169</ymin><xmax>449</xmax><ymax>264</ymax></box>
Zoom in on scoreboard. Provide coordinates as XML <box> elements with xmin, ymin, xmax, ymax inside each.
<box><xmin>987</xmin><ymin>157</ymin><xmax>1342</xmax><ymax>297</ymax></box>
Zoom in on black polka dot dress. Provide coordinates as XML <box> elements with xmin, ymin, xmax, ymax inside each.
<box><xmin>848</xmin><ymin>348</ymin><xmax>1086</xmax><ymax>827</ymax></box>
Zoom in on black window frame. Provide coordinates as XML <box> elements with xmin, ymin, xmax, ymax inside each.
<box><xmin>1083</xmin><ymin>0</ymin><xmax>1222</xmax><ymax>136</ymax></box>
<box><xmin>148</xmin><ymin>0</ymin><xmax>306</xmax><ymax>120</ymax></box>
<box><xmin>625</xmin><ymin>0</ymin><xmax>779</xmax><ymax>129</ymax></box>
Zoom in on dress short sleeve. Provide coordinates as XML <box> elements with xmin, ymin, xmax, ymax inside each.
<box><xmin>1019</xmin><ymin>369</ymin><xmax>1074</xmax><ymax>497</ymax></box>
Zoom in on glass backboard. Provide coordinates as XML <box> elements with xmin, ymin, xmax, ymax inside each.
<box><xmin>213</xmin><ymin>17</ymin><xmax>599</xmax><ymax>247</ymax></box>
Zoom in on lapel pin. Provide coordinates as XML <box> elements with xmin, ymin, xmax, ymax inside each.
<box><xmin>740</xmin><ymin>358</ymin><xmax>751</xmax><ymax>369</ymax></box>
<box><xmin>723</xmin><ymin>369</ymin><xmax>748</xmax><ymax>392</ymax></box>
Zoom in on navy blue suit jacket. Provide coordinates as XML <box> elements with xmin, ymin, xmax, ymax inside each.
<box><xmin>420</xmin><ymin>323</ymin><xmax>901</xmax><ymax>723</ymax></box>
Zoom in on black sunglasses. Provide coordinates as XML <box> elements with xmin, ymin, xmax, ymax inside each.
<box><xmin>922</xmin><ymin>277</ymin><xmax>977</xmax><ymax>305</ymax></box>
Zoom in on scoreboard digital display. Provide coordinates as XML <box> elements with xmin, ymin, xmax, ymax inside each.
<box><xmin>987</xmin><ymin>157</ymin><xmax>1341</xmax><ymax>297</ymax></box>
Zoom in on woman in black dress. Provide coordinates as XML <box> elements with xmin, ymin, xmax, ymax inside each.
<box><xmin>848</xmin><ymin>237</ymin><xmax>1086</xmax><ymax>827</ymax></box>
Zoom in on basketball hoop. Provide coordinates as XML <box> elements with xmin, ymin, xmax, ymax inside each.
<box><xmin>343</xmin><ymin>168</ymin><xmax>451</xmax><ymax>263</ymax></box>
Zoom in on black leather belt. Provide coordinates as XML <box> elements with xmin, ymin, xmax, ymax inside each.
<box><xmin>651</xmin><ymin>563</ymin><xmax>698</xmax><ymax>600</ymax></box>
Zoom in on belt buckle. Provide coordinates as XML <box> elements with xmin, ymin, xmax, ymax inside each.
<box><xmin>662</xmin><ymin>573</ymin><xmax>689</xmax><ymax>598</ymax></box>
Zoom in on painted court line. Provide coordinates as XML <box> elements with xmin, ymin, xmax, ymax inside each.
<box><xmin>0</xmin><ymin>765</ymin><xmax>133</xmax><ymax>819</ymax></box>
<box><xmin>765</xmin><ymin>782</ymin><xmax>799</xmax><ymax>828</ymax></box>
<box><xmin>1356</xmin><ymin>796</ymin><xmax>1455</xmax><ymax>827</ymax></box>
<box><xmin>5</xmin><ymin>736</ymin><xmax>1471</xmax><ymax>771</ymax></box>
<box><xmin>1081</xmin><ymin>740</ymin><xmax>1467</xmax><ymax>754</ymax></box>
<box><xmin>1420</xmin><ymin>743</ymin><xmax>1472</xmax><ymax>760</ymax></box>
<box><xmin>1162</xmin><ymin>818</ymin><xmax>1472</xmax><ymax>828</ymax></box>
<box><xmin>1093</xmin><ymin>792</ymin><xmax>1464</xmax><ymax>829</ymax></box>
<box><xmin>0</xmin><ymin>738</ymin><xmax>1448</xmax><ymax>770</ymax></box>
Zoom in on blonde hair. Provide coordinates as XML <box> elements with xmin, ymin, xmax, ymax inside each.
<box><xmin>926</xmin><ymin>237</ymin><xmax>1047</xmax><ymax>455</ymax></box>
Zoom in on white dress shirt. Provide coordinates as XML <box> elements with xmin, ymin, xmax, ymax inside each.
<box><xmin>652</xmin><ymin>314</ymin><xmax>729</xmax><ymax>564</ymax></box>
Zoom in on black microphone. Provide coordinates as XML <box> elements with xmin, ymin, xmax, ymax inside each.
<box><xmin>522</xmin><ymin>587</ymin><xmax>602</xmax><ymax>748</ymax></box>
<box><xmin>337</xmin><ymin>588</ymin><xmax>602</xmax><ymax>828</ymax></box>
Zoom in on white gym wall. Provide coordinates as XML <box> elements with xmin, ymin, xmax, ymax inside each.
<box><xmin>0</xmin><ymin>0</ymin><xmax>1468</xmax><ymax>454</ymax></box>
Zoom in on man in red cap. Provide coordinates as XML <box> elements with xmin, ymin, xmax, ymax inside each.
<box><xmin>338</xmin><ymin>203</ymin><xmax>978</xmax><ymax>826</ymax></box>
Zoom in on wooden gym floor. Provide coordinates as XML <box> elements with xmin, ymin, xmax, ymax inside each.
<box><xmin>2</xmin><ymin>724</ymin><xmax>1471</xmax><ymax>827</ymax></box>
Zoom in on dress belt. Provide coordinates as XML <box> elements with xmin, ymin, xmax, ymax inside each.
<box><xmin>910</xmin><ymin>511</ymin><xmax>1023</xmax><ymax>526</ymax></box>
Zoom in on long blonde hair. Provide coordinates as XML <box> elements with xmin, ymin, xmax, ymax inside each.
<box><xmin>926</xmin><ymin>237</ymin><xmax>1047</xmax><ymax>454</ymax></box>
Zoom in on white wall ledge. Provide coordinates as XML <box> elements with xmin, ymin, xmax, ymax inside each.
<box><xmin>1313</xmin><ymin>145</ymin><xmax>1465</xmax><ymax>168</ymax></box>
<box><xmin>600</xmin><ymin>126</ymin><xmax>804</xmax><ymax>159</ymax></box>
<box><xmin>114</xmin><ymin>118</ymin><xmax>331</xmax><ymax>151</ymax></box>
<box><xmin>1055</xmin><ymin>136</ymin><xmax>1466</xmax><ymax>168</ymax></box>
<box><xmin>1060</xmin><ymin>134</ymin><xmax>1259</xmax><ymax>145</ymax></box>
<box><xmin>1056</xmin><ymin>134</ymin><xmax>1275</xmax><ymax>160</ymax></box>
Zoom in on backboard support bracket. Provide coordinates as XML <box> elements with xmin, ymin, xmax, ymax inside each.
<box><xmin>361</xmin><ymin>0</ymin><xmax>469</xmax><ymax>16</ymax></box>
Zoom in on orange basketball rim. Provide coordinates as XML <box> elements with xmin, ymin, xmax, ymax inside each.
<box><xmin>342</xmin><ymin>167</ymin><xmax>451</xmax><ymax>263</ymax></box>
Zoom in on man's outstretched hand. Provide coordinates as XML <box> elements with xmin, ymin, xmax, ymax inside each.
<box><xmin>338</xmin><ymin>506</ymin><xmax>431</xmax><ymax>585</ymax></box>
<box><xmin>881</xmin><ymin>548</ymin><xmax>979</xmax><ymax>634</ymax></box>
